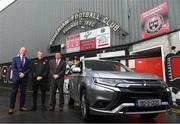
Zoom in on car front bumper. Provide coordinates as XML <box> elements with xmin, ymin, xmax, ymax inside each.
<box><xmin>88</xmin><ymin>83</ymin><xmax>171</xmax><ymax>116</ymax></box>
<box><xmin>90</xmin><ymin>102</ymin><xmax>170</xmax><ymax>115</ymax></box>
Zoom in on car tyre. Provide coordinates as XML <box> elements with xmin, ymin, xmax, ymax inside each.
<box><xmin>141</xmin><ymin>113</ymin><xmax>159</xmax><ymax>119</ymax></box>
<box><xmin>69</xmin><ymin>96</ymin><xmax>74</xmax><ymax>105</ymax></box>
<box><xmin>68</xmin><ymin>90</ymin><xmax>74</xmax><ymax>106</ymax></box>
<box><xmin>81</xmin><ymin>90</ymin><xmax>91</xmax><ymax>121</ymax></box>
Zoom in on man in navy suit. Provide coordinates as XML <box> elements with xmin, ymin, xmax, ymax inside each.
<box><xmin>8</xmin><ymin>47</ymin><xmax>31</xmax><ymax>114</ymax></box>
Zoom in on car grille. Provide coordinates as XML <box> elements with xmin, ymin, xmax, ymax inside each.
<box><xmin>107</xmin><ymin>87</ymin><xmax>171</xmax><ymax>110</ymax></box>
<box><xmin>128</xmin><ymin>86</ymin><xmax>165</xmax><ymax>92</ymax></box>
<box><xmin>128</xmin><ymin>80</ymin><xmax>161</xmax><ymax>84</ymax></box>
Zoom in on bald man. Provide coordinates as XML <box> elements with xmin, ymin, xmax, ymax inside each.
<box><xmin>8</xmin><ymin>47</ymin><xmax>31</xmax><ymax>114</ymax></box>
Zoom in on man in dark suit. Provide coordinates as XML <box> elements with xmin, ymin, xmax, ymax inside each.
<box><xmin>49</xmin><ymin>52</ymin><xmax>66</xmax><ymax>111</ymax></box>
<box><xmin>31</xmin><ymin>51</ymin><xmax>49</xmax><ymax>111</ymax></box>
<box><xmin>8</xmin><ymin>47</ymin><xmax>31</xmax><ymax>114</ymax></box>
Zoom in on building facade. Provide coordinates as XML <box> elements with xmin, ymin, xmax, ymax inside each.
<box><xmin>0</xmin><ymin>0</ymin><xmax>180</xmax><ymax>105</ymax></box>
<box><xmin>0</xmin><ymin>0</ymin><xmax>179</xmax><ymax>62</ymax></box>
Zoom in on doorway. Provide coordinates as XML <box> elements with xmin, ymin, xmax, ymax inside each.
<box><xmin>129</xmin><ymin>46</ymin><xmax>165</xmax><ymax>80</ymax></box>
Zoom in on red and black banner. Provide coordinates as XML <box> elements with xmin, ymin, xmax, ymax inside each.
<box><xmin>165</xmin><ymin>51</ymin><xmax>180</xmax><ymax>88</ymax></box>
<box><xmin>141</xmin><ymin>2</ymin><xmax>170</xmax><ymax>39</ymax></box>
<box><xmin>165</xmin><ymin>51</ymin><xmax>180</xmax><ymax>106</ymax></box>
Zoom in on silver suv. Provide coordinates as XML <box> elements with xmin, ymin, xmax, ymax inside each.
<box><xmin>68</xmin><ymin>59</ymin><xmax>171</xmax><ymax>121</ymax></box>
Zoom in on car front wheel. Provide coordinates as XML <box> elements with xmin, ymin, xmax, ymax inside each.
<box><xmin>81</xmin><ymin>90</ymin><xmax>91</xmax><ymax>121</ymax></box>
<box><xmin>68</xmin><ymin>95</ymin><xmax>74</xmax><ymax>105</ymax></box>
<box><xmin>68</xmin><ymin>89</ymin><xmax>74</xmax><ymax>106</ymax></box>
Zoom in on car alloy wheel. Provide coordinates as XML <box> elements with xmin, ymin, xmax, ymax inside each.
<box><xmin>81</xmin><ymin>93</ymin><xmax>87</xmax><ymax>118</ymax></box>
<box><xmin>68</xmin><ymin>91</ymin><xmax>74</xmax><ymax>106</ymax></box>
<box><xmin>81</xmin><ymin>90</ymin><xmax>91</xmax><ymax>121</ymax></box>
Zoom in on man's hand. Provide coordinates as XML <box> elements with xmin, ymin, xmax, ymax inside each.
<box><xmin>37</xmin><ymin>76</ymin><xmax>43</xmax><ymax>81</ymax></box>
<box><xmin>19</xmin><ymin>73</ymin><xmax>25</xmax><ymax>78</ymax></box>
<box><xmin>53</xmin><ymin>74</ymin><xmax>59</xmax><ymax>80</ymax></box>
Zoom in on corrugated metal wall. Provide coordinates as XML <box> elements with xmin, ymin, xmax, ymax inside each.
<box><xmin>52</xmin><ymin>0</ymin><xmax>130</xmax><ymax>47</ymax></box>
<box><xmin>0</xmin><ymin>0</ymin><xmax>180</xmax><ymax>63</ymax></box>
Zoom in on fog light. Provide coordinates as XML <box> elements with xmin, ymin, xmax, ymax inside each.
<box><xmin>94</xmin><ymin>101</ymin><xmax>110</xmax><ymax>109</ymax></box>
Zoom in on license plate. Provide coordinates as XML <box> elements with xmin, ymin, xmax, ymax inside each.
<box><xmin>136</xmin><ymin>99</ymin><xmax>161</xmax><ymax>107</ymax></box>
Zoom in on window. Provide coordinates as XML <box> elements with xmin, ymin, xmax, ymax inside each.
<box><xmin>85</xmin><ymin>60</ymin><xmax>130</xmax><ymax>72</ymax></box>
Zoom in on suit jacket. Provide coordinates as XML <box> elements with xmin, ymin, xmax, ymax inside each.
<box><xmin>49</xmin><ymin>59</ymin><xmax>66</xmax><ymax>81</ymax></box>
<box><xmin>12</xmin><ymin>56</ymin><xmax>31</xmax><ymax>82</ymax></box>
<box><xmin>32</xmin><ymin>59</ymin><xmax>49</xmax><ymax>82</ymax></box>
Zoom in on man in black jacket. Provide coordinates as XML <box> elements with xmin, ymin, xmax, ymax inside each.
<box><xmin>31</xmin><ymin>51</ymin><xmax>49</xmax><ymax>111</ymax></box>
<box><xmin>49</xmin><ymin>52</ymin><xmax>66</xmax><ymax>111</ymax></box>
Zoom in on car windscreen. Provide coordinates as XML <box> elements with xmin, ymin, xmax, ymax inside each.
<box><xmin>85</xmin><ymin>60</ymin><xmax>130</xmax><ymax>72</ymax></box>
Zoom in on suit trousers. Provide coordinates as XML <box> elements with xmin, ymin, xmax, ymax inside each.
<box><xmin>32</xmin><ymin>81</ymin><xmax>47</xmax><ymax>107</ymax></box>
<box><xmin>49</xmin><ymin>78</ymin><xmax>64</xmax><ymax>108</ymax></box>
<box><xmin>9</xmin><ymin>80</ymin><xmax>27</xmax><ymax>108</ymax></box>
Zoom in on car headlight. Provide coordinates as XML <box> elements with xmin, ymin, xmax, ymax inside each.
<box><xmin>93</xmin><ymin>78</ymin><xmax>131</xmax><ymax>86</ymax></box>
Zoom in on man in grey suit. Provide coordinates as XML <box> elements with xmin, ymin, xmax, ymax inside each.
<box><xmin>49</xmin><ymin>52</ymin><xmax>66</xmax><ymax>111</ymax></box>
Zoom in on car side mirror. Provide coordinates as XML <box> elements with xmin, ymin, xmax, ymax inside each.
<box><xmin>72</xmin><ymin>67</ymin><xmax>81</xmax><ymax>73</ymax></box>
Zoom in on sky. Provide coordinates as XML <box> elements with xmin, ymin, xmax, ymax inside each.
<box><xmin>0</xmin><ymin>0</ymin><xmax>16</xmax><ymax>13</ymax></box>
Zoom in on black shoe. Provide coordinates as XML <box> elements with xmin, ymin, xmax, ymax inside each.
<box><xmin>49</xmin><ymin>106</ymin><xmax>54</xmax><ymax>111</ymax></box>
<box><xmin>30</xmin><ymin>106</ymin><xmax>37</xmax><ymax>111</ymax></box>
<box><xmin>41</xmin><ymin>106</ymin><xmax>47</xmax><ymax>111</ymax></box>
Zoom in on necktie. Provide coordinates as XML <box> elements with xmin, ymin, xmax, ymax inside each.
<box><xmin>56</xmin><ymin>59</ymin><xmax>59</xmax><ymax>67</ymax></box>
<box><xmin>21</xmin><ymin>57</ymin><xmax>24</xmax><ymax>67</ymax></box>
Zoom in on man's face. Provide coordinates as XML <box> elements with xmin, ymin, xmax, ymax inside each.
<box><xmin>37</xmin><ymin>52</ymin><xmax>44</xmax><ymax>60</ymax></box>
<box><xmin>19</xmin><ymin>47</ymin><xmax>27</xmax><ymax>56</ymax></box>
<box><xmin>55</xmin><ymin>53</ymin><xmax>61</xmax><ymax>60</ymax></box>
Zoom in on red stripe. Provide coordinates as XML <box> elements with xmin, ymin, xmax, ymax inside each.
<box><xmin>98</xmin><ymin>43</ymin><xmax>109</xmax><ymax>47</ymax></box>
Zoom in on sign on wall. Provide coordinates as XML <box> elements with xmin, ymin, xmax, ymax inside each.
<box><xmin>141</xmin><ymin>2</ymin><xmax>170</xmax><ymax>39</ymax></box>
<box><xmin>66</xmin><ymin>34</ymin><xmax>80</xmax><ymax>53</ymax></box>
<box><xmin>166</xmin><ymin>54</ymin><xmax>180</xmax><ymax>83</ymax></box>
<box><xmin>80</xmin><ymin>38</ymin><xmax>96</xmax><ymax>51</ymax></box>
<box><xmin>66</xmin><ymin>26</ymin><xmax>111</xmax><ymax>53</ymax></box>
<box><xmin>170</xmin><ymin>57</ymin><xmax>180</xmax><ymax>81</ymax></box>
<box><xmin>96</xmin><ymin>27</ymin><xmax>111</xmax><ymax>49</ymax></box>
<box><xmin>165</xmin><ymin>51</ymin><xmax>180</xmax><ymax>107</ymax></box>
<box><xmin>80</xmin><ymin>26</ymin><xmax>110</xmax><ymax>51</ymax></box>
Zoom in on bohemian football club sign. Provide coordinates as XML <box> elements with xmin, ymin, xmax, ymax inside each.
<box><xmin>49</xmin><ymin>10</ymin><xmax>127</xmax><ymax>46</ymax></box>
<box><xmin>141</xmin><ymin>2</ymin><xmax>170</xmax><ymax>39</ymax></box>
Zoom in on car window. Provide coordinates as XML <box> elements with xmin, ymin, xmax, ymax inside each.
<box><xmin>85</xmin><ymin>60</ymin><xmax>130</xmax><ymax>72</ymax></box>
